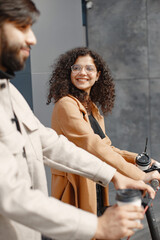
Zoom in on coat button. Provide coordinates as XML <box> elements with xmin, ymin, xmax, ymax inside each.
<box><xmin>0</xmin><ymin>83</ymin><xmax>6</xmax><ymax>89</ymax></box>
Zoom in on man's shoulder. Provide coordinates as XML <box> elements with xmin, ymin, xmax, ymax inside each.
<box><xmin>9</xmin><ymin>82</ymin><xmax>35</xmax><ymax>119</ymax></box>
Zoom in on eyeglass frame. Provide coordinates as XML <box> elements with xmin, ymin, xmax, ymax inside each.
<box><xmin>71</xmin><ymin>64</ymin><xmax>97</xmax><ymax>74</ymax></box>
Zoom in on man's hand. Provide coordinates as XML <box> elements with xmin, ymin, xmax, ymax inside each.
<box><xmin>95</xmin><ymin>204</ymin><xmax>144</xmax><ymax>239</ymax></box>
<box><xmin>112</xmin><ymin>172</ymin><xmax>155</xmax><ymax>199</ymax></box>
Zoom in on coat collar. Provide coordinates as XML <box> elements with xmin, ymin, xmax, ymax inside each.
<box><xmin>68</xmin><ymin>94</ymin><xmax>103</xmax><ymax>120</ymax></box>
<box><xmin>0</xmin><ymin>70</ymin><xmax>15</xmax><ymax>80</ymax></box>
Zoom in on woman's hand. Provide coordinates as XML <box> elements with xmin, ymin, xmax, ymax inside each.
<box><xmin>142</xmin><ymin>170</ymin><xmax>160</xmax><ymax>184</ymax></box>
<box><xmin>151</xmin><ymin>160</ymin><xmax>160</xmax><ymax>168</ymax></box>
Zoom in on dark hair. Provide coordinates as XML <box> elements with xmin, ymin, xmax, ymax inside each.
<box><xmin>47</xmin><ymin>47</ymin><xmax>115</xmax><ymax>115</ymax></box>
<box><xmin>0</xmin><ymin>0</ymin><xmax>40</xmax><ymax>27</ymax></box>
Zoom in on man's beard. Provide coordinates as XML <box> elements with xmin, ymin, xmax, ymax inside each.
<box><xmin>1</xmin><ymin>29</ymin><xmax>29</xmax><ymax>72</ymax></box>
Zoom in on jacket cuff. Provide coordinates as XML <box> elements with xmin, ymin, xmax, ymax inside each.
<box><xmin>73</xmin><ymin>209</ymin><xmax>97</xmax><ymax>240</ymax></box>
<box><xmin>93</xmin><ymin>161</ymin><xmax>117</xmax><ymax>186</ymax></box>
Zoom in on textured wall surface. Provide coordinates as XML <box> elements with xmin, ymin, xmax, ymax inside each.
<box><xmin>87</xmin><ymin>1</ymin><xmax>160</xmax><ymax>239</ymax></box>
<box><xmin>87</xmin><ymin>0</ymin><xmax>160</xmax><ymax>161</ymax></box>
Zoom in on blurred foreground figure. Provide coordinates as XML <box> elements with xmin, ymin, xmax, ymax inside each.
<box><xmin>0</xmin><ymin>1</ymin><xmax>156</xmax><ymax>240</ymax></box>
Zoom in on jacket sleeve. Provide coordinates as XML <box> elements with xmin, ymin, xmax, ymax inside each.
<box><xmin>51</xmin><ymin>97</ymin><xmax>145</xmax><ymax>180</ymax></box>
<box><xmin>35</xmin><ymin>117</ymin><xmax>116</xmax><ymax>186</ymax></box>
<box><xmin>111</xmin><ymin>145</ymin><xmax>137</xmax><ymax>164</ymax></box>
<box><xmin>0</xmin><ymin>141</ymin><xmax>97</xmax><ymax>240</ymax></box>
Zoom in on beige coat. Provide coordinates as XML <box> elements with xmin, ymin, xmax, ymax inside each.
<box><xmin>0</xmin><ymin>78</ymin><xmax>116</xmax><ymax>240</ymax></box>
<box><xmin>51</xmin><ymin>95</ymin><xmax>145</xmax><ymax>215</ymax></box>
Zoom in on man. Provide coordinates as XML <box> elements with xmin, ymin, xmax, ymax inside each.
<box><xmin>0</xmin><ymin>0</ymin><xmax>159</xmax><ymax>240</ymax></box>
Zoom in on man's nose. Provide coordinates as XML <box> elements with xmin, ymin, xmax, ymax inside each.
<box><xmin>26</xmin><ymin>28</ymin><xmax>37</xmax><ymax>46</ymax></box>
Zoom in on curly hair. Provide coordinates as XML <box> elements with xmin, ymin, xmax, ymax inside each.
<box><xmin>47</xmin><ymin>47</ymin><xmax>115</xmax><ymax>115</ymax></box>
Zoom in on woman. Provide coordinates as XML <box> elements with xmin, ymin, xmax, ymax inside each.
<box><xmin>47</xmin><ymin>47</ymin><xmax>155</xmax><ymax>218</ymax></box>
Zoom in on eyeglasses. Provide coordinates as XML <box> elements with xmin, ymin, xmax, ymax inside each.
<box><xmin>71</xmin><ymin>64</ymin><xmax>97</xmax><ymax>73</ymax></box>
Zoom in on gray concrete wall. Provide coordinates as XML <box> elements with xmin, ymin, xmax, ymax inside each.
<box><xmin>87</xmin><ymin>2</ymin><xmax>160</xmax><ymax>238</ymax></box>
<box><xmin>87</xmin><ymin>0</ymin><xmax>160</xmax><ymax>161</ymax></box>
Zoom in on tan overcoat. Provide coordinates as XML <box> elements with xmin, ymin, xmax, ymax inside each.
<box><xmin>51</xmin><ymin>95</ymin><xmax>145</xmax><ymax>216</ymax></box>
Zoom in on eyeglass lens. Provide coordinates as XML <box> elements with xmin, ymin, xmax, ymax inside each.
<box><xmin>71</xmin><ymin>64</ymin><xmax>96</xmax><ymax>73</ymax></box>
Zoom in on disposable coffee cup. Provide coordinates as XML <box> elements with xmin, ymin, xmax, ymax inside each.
<box><xmin>116</xmin><ymin>189</ymin><xmax>142</xmax><ymax>229</ymax></box>
<box><xmin>136</xmin><ymin>153</ymin><xmax>151</xmax><ymax>171</ymax></box>
<box><xmin>116</xmin><ymin>189</ymin><xmax>142</xmax><ymax>206</ymax></box>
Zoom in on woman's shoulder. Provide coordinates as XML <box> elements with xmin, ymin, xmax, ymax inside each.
<box><xmin>55</xmin><ymin>95</ymin><xmax>86</xmax><ymax>113</ymax></box>
<box><xmin>56</xmin><ymin>95</ymin><xmax>81</xmax><ymax>107</ymax></box>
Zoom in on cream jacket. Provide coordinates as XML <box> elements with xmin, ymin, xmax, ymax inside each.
<box><xmin>51</xmin><ymin>95</ymin><xmax>145</xmax><ymax>216</ymax></box>
<box><xmin>0</xmin><ymin>78</ymin><xmax>116</xmax><ymax>240</ymax></box>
